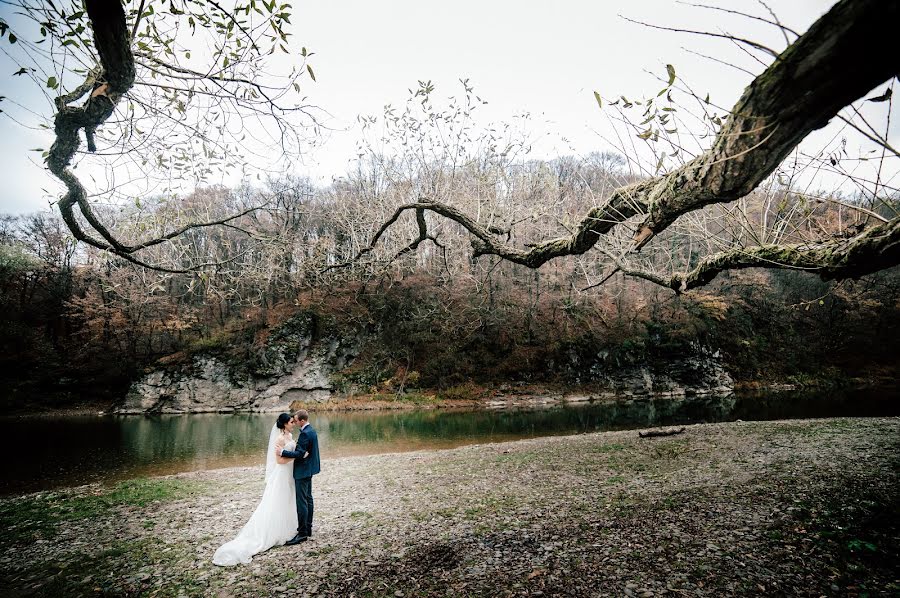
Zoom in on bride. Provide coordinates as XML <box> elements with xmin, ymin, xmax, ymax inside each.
<box><xmin>213</xmin><ymin>413</ymin><xmax>299</xmax><ymax>566</ymax></box>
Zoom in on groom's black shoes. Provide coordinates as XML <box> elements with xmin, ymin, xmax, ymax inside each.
<box><xmin>286</xmin><ymin>534</ymin><xmax>308</xmax><ymax>546</ymax></box>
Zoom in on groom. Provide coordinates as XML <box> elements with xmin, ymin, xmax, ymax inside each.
<box><xmin>278</xmin><ymin>409</ymin><xmax>320</xmax><ymax>545</ymax></box>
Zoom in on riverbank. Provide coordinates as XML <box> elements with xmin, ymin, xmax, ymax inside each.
<box><xmin>9</xmin><ymin>377</ymin><xmax>898</xmax><ymax>419</ymax></box>
<box><xmin>2</xmin><ymin>417</ymin><xmax>898</xmax><ymax>597</ymax></box>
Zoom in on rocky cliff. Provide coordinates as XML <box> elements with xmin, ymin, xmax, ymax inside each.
<box><xmin>116</xmin><ymin>312</ymin><xmax>363</xmax><ymax>414</ymax></box>
<box><xmin>118</xmin><ymin>306</ymin><xmax>733</xmax><ymax>414</ymax></box>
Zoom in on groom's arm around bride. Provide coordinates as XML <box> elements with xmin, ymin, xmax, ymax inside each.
<box><xmin>277</xmin><ymin>410</ymin><xmax>320</xmax><ymax>543</ymax></box>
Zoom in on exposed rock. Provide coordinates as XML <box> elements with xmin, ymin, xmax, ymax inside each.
<box><xmin>117</xmin><ymin>312</ymin><xmax>363</xmax><ymax>414</ymax></box>
<box><xmin>555</xmin><ymin>341</ymin><xmax>733</xmax><ymax>396</ymax></box>
<box><xmin>118</xmin><ymin>309</ymin><xmax>733</xmax><ymax>414</ymax></box>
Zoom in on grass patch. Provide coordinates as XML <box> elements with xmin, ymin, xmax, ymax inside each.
<box><xmin>393</xmin><ymin>392</ymin><xmax>437</xmax><ymax>405</ymax></box>
<box><xmin>435</xmin><ymin>382</ymin><xmax>485</xmax><ymax>402</ymax></box>
<box><xmin>0</xmin><ymin>478</ymin><xmax>203</xmax><ymax>544</ymax></box>
<box><xmin>1</xmin><ymin>536</ymin><xmax>194</xmax><ymax>597</ymax></box>
<box><xmin>652</xmin><ymin>439</ymin><xmax>689</xmax><ymax>459</ymax></box>
<box><xmin>463</xmin><ymin>506</ymin><xmax>485</xmax><ymax>519</ymax></box>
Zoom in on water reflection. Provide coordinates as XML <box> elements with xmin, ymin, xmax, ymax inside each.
<box><xmin>1</xmin><ymin>388</ymin><xmax>896</xmax><ymax>495</ymax></box>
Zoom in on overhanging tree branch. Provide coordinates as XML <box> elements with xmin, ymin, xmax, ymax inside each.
<box><xmin>47</xmin><ymin>0</ymin><xmax>137</xmax><ymax>258</ymax></box>
<box><xmin>356</xmin><ymin>0</ymin><xmax>900</xmax><ymax>287</ymax></box>
<box><xmin>42</xmin><ymin>0</ymin><xmax>282</xmax><ymax>272</ymax></box>
<box><xmin>623</xmin><ymin>217</ymin><xmax>900</xmax><ymax>293</ymax></box>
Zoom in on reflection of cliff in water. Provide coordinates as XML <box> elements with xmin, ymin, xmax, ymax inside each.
<box><xmin>315</xmin><ymin>394</ymin><xmax>742</xmax><ymax>446</ymax></box>
<box><xmin>586</xmin><ymin>394</ymin><xmax>740</xmax><ymax>429</ymax></box>
<box><xmin>731</xmin><ymin>387</ymin><xmax>900</xmax><ymax>420</ymax></box>
<box><xmin>2</xmin><ymin>387</ymin><xmax>896</xmax><ymax>495</ymax></box>
<box><xmin>315</xmin><ymin>388</ymin><xmax>898</xmax><ymax>447</ymax></box>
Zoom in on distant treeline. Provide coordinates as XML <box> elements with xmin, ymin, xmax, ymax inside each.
<box><xmin>2</xmin><ymin>152</ymin><xmax>898</xmax><ymax>410</ymax></box>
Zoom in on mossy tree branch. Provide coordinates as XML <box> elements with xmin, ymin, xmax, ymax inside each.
<box><xmin>358</xmin><ymin>0</ymin><xmax>900</xmax><ymax>288</ymax></box>
<box><xmin>618</xmin><ymin>218</ymin><xmax>900</xmax><ymax>293</ymax></box>
<box><xmin>41</xmin><ymin>0</ymin><xmax>297</xmax><ymax>273</ymax></box>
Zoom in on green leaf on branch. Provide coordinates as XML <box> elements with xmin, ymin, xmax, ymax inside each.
<box><xmin>666</xmin><ymin>64</ymin><xmax>676</xmax><ymax>87</ymax></box>
<box><xmin>593</xmin><ymin>91</ymin><xmax>602</xmax><ymax>108</ymax></box>
<box><xmin>307</xmin><ymin>64</ymin><xmax>316</xmax><ymax>82</ymax></box>
<box><xmin>46</xmin><ymin>76</ymin><xmax>57</xmax><ymax>89</ymax></box>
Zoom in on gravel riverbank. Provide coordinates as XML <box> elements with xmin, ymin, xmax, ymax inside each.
<box><xmin>2</xmin><ymin>417</ymin><xmax>898</xmax><ymax>597</ymax></box>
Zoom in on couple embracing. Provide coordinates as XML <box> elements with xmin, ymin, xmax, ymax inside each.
<box><xmin>212</xmin><ymin>409</ymin><xmax>320</xmax><ymax>566</ymax></box>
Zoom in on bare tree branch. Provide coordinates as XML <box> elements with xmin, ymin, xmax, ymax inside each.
<box><xmin>625</xmin><ymin>217</ymin><xmax>900</xmax><ymax>293</ymax></box>
<box><xmin>355</xmin><ymin>0</ymin><xmax>900</xmax><ymax>289</ymax></box>
<box><xmin>618</xmin><ymin>15</ymin><xmax>780</xmax><ymax>58</ymax></box>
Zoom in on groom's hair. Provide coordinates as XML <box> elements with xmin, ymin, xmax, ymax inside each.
<box><xmin>293</xmin><ymin>409</ymin><xmax>309</xmax><ymax>423</ymax></box>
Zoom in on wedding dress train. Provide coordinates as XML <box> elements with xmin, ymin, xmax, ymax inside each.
<box><xmin>212</xmin><ymin>428</ymin><xmax>298</xmax><ymax>566</ymax></box>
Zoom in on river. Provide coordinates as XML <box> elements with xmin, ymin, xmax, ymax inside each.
<box><xmin>1</xmin><ymin>388</ymin><xmax>897</xmax><ymax>495</ymax></box>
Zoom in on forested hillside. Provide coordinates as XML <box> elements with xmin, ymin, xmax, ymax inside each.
<box><xmin>3</xmin><ymin>148</ymin><xmax>897</xmax><ymax>410</ymax></box>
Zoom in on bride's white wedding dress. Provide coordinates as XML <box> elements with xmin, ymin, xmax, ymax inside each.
<box><xmin>213</xmin><ymin>426</ymin><xmax>298</xmax><ymax>566</ymax></box>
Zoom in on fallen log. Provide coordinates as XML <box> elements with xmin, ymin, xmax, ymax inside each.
<box><xmin>638</xmin><ymin>427</ymin><xmax>686</xmax><ymax>439</ymax></box>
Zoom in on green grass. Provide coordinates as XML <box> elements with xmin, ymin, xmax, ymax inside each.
<box><xmin>2</xmin><ymin>535</ymin><xmax>198</xmax><ymax>597</ymax></box>
<box><xmin>394</xmin><ymin>392</ymin><xmax>437</xmax><ymax>405</ymax></box>
<box><xmin>0</xmin><ymin>478</ymin><xmax>203</xmax><ymax>544</ymax></box>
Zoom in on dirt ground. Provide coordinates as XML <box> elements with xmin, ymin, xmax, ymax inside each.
<box><xmin>1</xmin><ymin>417</ymin><xmax>898</xmax><ymax>597</ymax></box>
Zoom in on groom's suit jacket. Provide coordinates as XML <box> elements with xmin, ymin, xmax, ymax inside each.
<box><xmin>281</xmin><ymin>424</ymin><xmax>320</xmax><ymax>479</ymax></box>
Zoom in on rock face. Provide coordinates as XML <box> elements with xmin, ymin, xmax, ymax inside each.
<box><xmin>117</xmin><ymin>312</ymin><xmax>363</xmax><ymax>414</ymax></box>
<box><xmin>119</xmin><ymin>309</ymin><xmax>733</xmax><ymax>414</ymax></box>
<box><xmin>554</xmin><ymin>341</ymin><xmax>734</xmax><ymax>397</ymax></box>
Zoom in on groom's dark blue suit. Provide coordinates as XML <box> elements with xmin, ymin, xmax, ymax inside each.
<box><xmin>280</xmin><ymin>423</ymin><xmax>320</xmax><ymax>538</ymax></box>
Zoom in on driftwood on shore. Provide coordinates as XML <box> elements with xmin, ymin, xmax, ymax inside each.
<box><xmin>638</xmin><ymin>426</ymin><xmax>686</xmax><ymax>438</ymax></box>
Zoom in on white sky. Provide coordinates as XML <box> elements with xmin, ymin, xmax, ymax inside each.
<box><xmin>1</xmin><ymin>0</ymin><xmax>896</xmax><ymax>215</ymax></box>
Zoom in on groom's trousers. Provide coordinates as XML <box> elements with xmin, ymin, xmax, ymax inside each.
<box><xmin>295</xmin><ymin>476</ymin><xmax>314</xmax><ymax>537</ymax></box>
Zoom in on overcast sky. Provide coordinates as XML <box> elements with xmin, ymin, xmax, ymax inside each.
<box><xmin>1</xmin><ymin>0</ymin><xmax>896</xmax><ymax>215</ymax></box>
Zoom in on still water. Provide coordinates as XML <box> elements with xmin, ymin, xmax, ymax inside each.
<box><xmin>1</xmin><ymin>388</ymin><xmax>897</xmax><ymax>495</ymax></box>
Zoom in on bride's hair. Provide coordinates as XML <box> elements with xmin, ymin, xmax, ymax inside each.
<box><xmin>275</xmin><ymin>413</ymin><xmax>292</xmax><ymax>429</ymax></box>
